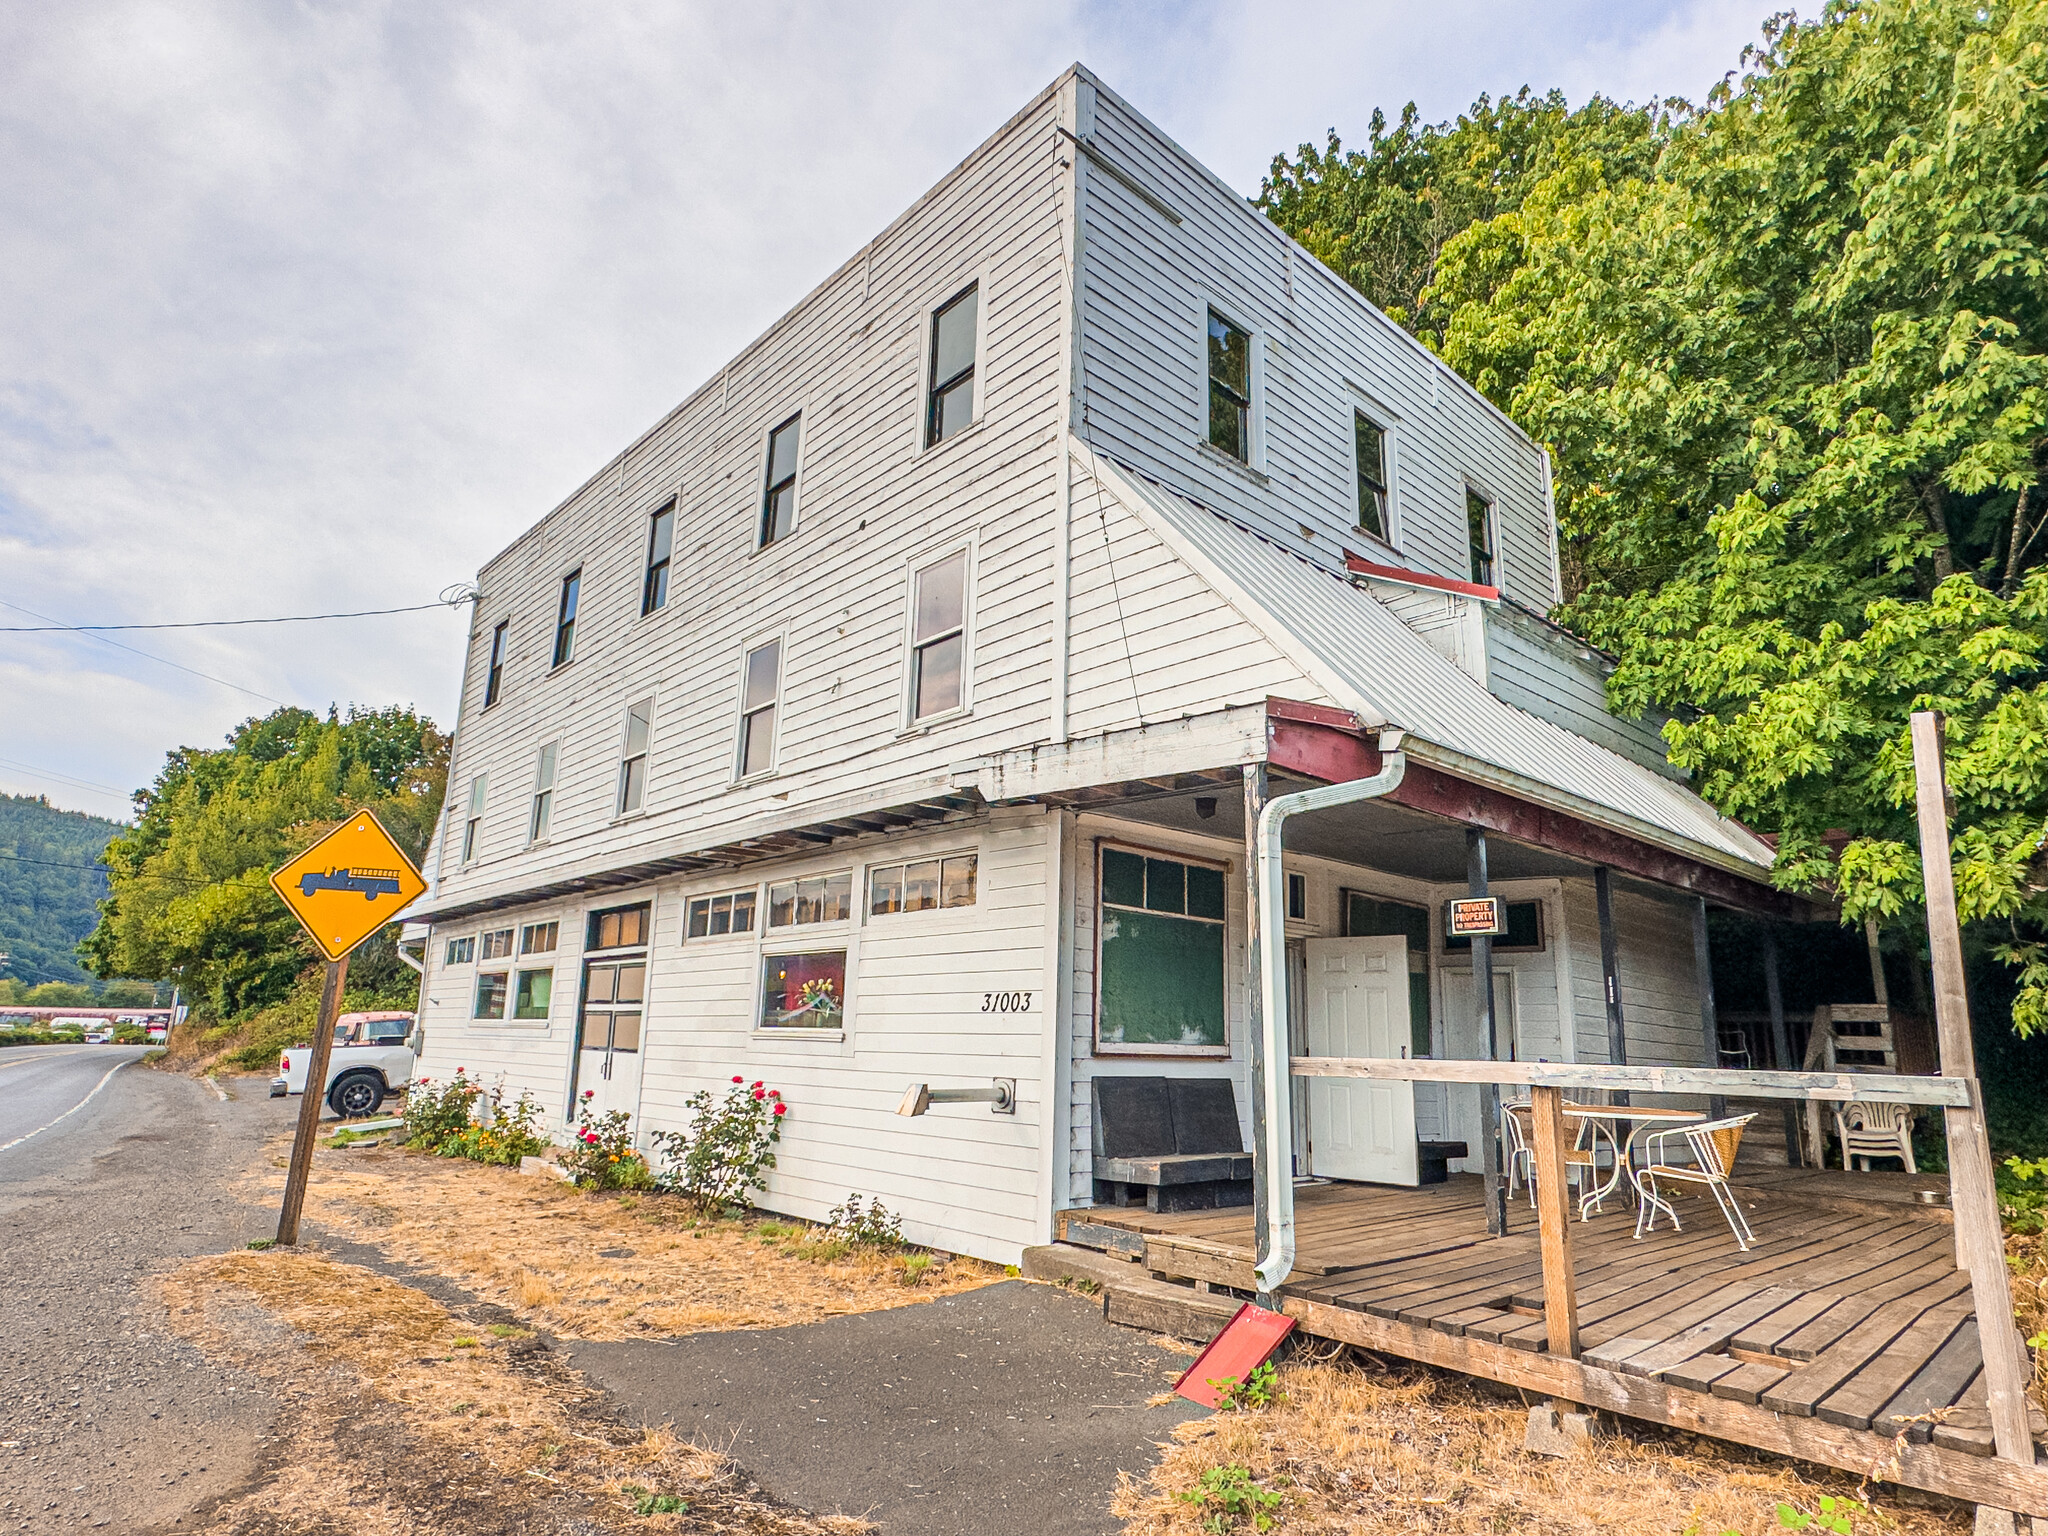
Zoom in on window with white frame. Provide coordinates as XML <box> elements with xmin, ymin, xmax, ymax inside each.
<box><xmin>767</xmin><ymin>872</ymin><xmax>851</xmax><ymax>927</ymax></box>
<box><xmin>869</xmin><ymin>853</ymin><xmax>976</xmax><ymax>916</ymax></box>
<box><xmin>617</xmin><ymin>698</ymin><xmax>653</xmax><ymax>815</ymax></box>
<box><xmin>1355</xmin><ymin>413</ymin><xmax>1390</xmax><ymax>541</ymax></box>
<box><xmin>552</xmin><ymin>569</ymin><xmax>580</xmax><ymax>667</ymax></box>
<box><xmin>1206</xmin><ymin>308</ymin><xmax>1252</xmax><ymax>462</ymax></box>
<box><xmin>1095</xmin><ymin>846</ymin><xmax>1227</xmax><ymax>1053</ymax></box>
<box><xmin>737</xmin><ymin>640</ymin><xmax>780</xmax><ymax>777</ymax></box>
<box><xmin>520</xmin><ymin>921</ymin><xmax>558</xmax><ymax>955</ymax></box>
<box><xmin>759</xmin><ymin>414</ymin><xmax>801</xmax><ymax>545</ymax></box>
<box><xmin>642</xmin><ymin>501</ymin><xmax>674</xmax><ymax>615</ymax></box>
<box><xmin>926</xmin><ymin>283</ymin><xmax>978</xmax><ymax>446</ymax></box>
<box><xmin>759</xmin><ymin>949</ymin><xmax>846</xmax><ymax>1029</ymax></box>
<box><xmin>480</xmin><ymin>928</ymin><xmax>514</xmax><ymax>961</ymax></box>
<box><xmin>461</xmin><ymin>774</ymin><xmax>487</xmax><ymax>864</ymax></box>
<box><xmin>474</xmin><ymin>970</ymin><xmax>508</xmax><ymax>1020</ymax></box>
<box><xmin>512</xmin><ymin>967</ymin><xmax>553</xmax><ymax>1020</ymax></box>
<box><xmin>484</xmin><ymin>620</ymin><xmax>507</xmax><ymax>708</ymax></box>
<box><xmin>687</xmin><ymin>888</ymin><xmax>758</xmax><ymax>938</ymax></box>
<box><xmin>1466</xmin><ymin>488</ymin><xmax>1496</xmax><ymax>588</ymax></box>
<box><xmin>909</xmin><ymin>551</ymin><xmax>967</xmax><ymax>721</ymax></box>
<box><xmin>529</xmin><ymin>741</ymin><xmax>557</xmax><ymax>844</ymax></box>
<box><xmin>444</xmin><ymin>935</ymin><xmax>475</xmax><ymax>966</ymax></box>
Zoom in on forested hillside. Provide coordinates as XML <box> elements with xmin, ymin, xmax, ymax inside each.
<box><xmin>0</xmin><ymin>793</ymin><xmax>121</xmax><ymax>991</ymax></box>
<box><xmin>1261</xmin><ymin>0</ymin><xmax>2048</xmax><ymax>1036</ymax></box>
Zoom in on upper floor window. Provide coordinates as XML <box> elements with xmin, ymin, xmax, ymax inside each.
<box><xmin>444</xmin><ymin>935</ymin><xmax>475</xmax><ymax>966</ymax></box>
<box><xmin>910</xmin><ymin>551</ymin><xmax>968</xmax><ymax>721</ymax></box>
<box><xmin>528</xmin><ymin>741</ymin><xmax>557</xmax><ymax>845</ymax></box>
<box><xmin>617</xmin><ymin>698</ymin><xmax>653</xmax><ymax>816</ymax></box>
<box><xmin>738</xmin><ymin>639</ymin><xmax>780</xmax><ymax>778</ymax></box>
<box><xmin>1355</xmin><ymin>414</ymin><xmax>1389</xmax><ymax>542</ymax></box>
<box><xmin>642</xmin><ymin>502</ymin><xmax>675</xmax><ymax>616</ymax></box>
<box><xmin>552</xmin><ymin>569</ymin><xmax>581</xmax><ymax>668</ymax></box>
<box><xmin>926</xmin><ymin>284</ymin><xmax>979</xmax><ymax>447</ymax></box>
<box><xmin>760</xmin><ymin>415</ymin><xmax>801</xmax><ymax>545</ymax></box>
<box><xmin>687</xmin><ymin>888</ymin><xmax>759</xmax><ymax>938</ymax></box>
<box><xmin>1466</xmin><ymin>489</ymin><xmax>1496</xmax><ymax>588</ymax></box>
<box><xmin>521</xmin><ymin>920</ymin><xmax>558</xmax><ymax>955</ymax></box>
<box><xmin>768</xmin><ymin>872</ymin><xmax>852</xmax><ymax>927</ymax></box>
<box><xmin>484</xmin><ymin>620</ymin><xmax>508</xmax><ymax>708</ymax></box>
<box><xmin>869</xmin><ymin>853</ymin><xmax>977</xmax><ymax>916</ymax></box>
<box><xmin>587</xmin><ymin>902</ymin><xmax>650</xmax><ymax>952</ymax></box>
<box><xmin>480</xmin><ymin>928</ymin><xmax>515</xmax><ymax>961</ymax></box>
<box><xmin>1206</xmin><ymin>308</ymin><xmax>1251</xmax><ymax>462</ymax></box>
<box><xmin>461</xmin><ymin>774</ymin><xmax>487</xmax><ymax>864</ymax></box>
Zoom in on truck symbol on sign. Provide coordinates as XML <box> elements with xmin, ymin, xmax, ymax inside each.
<box><xmin>297</xmin><ymin>867</ymin><xmax>405</xmax><ymax>901</ymax></box>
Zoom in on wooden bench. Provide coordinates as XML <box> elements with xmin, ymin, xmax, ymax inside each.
<box><xmin>1091</xmin><ymin>1076</ymin><xmax>1253</xmax><ymax>1212</ymax></box>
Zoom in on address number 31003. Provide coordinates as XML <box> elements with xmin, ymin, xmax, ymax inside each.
<box><xmin>981</xmin><ymin>992</ymin><xmax>1033</xmax><ymax>1013</ymax></box>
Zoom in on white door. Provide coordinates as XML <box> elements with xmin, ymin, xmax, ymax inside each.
<box><xmin>572</xmin><ymin>957</ymin><xmax>646</xmax><ymax>1125</ymax></box>
<box><xmin>1303</xmin><ymin>936</ymin><xmax>1419</xmax><ymax>1185</ymax></box>
<box><xmin>1443</xmin><ymin>967</ymin><xmax>1518</xmax><ymax>1175</ymax></box>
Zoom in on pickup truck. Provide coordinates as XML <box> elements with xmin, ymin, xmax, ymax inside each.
<box><xmin>271</xmin><ymin>1011</ymin><xmax>419</xmax><ymax>1117</ymax></box>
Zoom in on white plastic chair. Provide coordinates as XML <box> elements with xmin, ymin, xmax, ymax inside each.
<box><xmin>1634</xmin><ymin>1114</ymin><xmax>1759</xmax><ymax>1250</ymax></box>
<box><xmin>1834</xmin><ymin>1101</ymin><xmax>1916</xmax><ymax>1172</ymax></box>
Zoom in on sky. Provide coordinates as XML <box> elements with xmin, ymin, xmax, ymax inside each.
<box><xmin>0</xmin><ymin>0</ymin><xmax>1781</xmax><ymax>823</ymax></box>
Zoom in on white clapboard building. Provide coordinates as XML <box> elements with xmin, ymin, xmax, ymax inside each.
<box><xmin>402</xmin><ymin>65</ymin><xmax>1795</xmax><ymax>1265</ymax></box>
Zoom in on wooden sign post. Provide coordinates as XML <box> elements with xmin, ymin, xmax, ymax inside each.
<box><xmin>266</xmin><ymin>810</ymin><xmax>426</xmax><ymax>1247</ymax></box>
<box><xmin>1908</xmin><ymin>713</ymin><xmax>2035</xmax><ymax>1506</ymax></box>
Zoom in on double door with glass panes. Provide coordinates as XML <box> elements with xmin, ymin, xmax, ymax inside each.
<box><xmin>572</xmin><ymin>958</ymin><xmax>645</xmax><ymax>1123</ymax></box>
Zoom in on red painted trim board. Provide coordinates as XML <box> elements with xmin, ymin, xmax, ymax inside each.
<box><xmin>1173</xmin><ymin>1303</ymin><xmax>1298</xmax><ymax>1409</ymax></box>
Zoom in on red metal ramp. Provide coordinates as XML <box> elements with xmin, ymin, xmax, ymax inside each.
<box><xmin>1173</xmin><ymin>1302</ymin><xmax>1296</xmax><ymax>1408</ymax></box>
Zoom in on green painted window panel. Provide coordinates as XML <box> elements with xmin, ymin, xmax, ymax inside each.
<box><xmin>1098</xmin><ymin>910</ymin><xmax>1225</xmax><ymax>1047</ymax></box>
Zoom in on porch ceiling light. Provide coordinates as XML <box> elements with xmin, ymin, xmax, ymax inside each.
<box><xmin>896</xmin><ymin>1079</ymin><xmax>1016</xmax><ymax>1116</ymax></box>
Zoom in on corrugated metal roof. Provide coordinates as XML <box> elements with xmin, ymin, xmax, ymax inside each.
<box><xmin>1082</xmin><ymin>446</ymin><xmax>1775</xmax><ymax>879</ymax></box>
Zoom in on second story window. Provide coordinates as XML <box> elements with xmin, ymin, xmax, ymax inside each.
<box><xmin>1466</xmin><ymin>488</ymin><xmax>1496</xmax><ymax>588</ymax></box>
<box><xmin>642</xmin><ymin>502</ymin><xmax>674</xmax><ymax>615</ymax></box>
<box><xmin>926</xmin><ymin>283</ymin><xmax>978</xmax><ymax>446</ymax></box>
<box><xmin>529</xmin><ymin>741</ymin><xmax>556</xmax><ymax>844</ymax></box>
<box><xmin>484</xmin><ymin>620</ymin><xmax>507</xmax><ymax>708</ymax></box>
<box><xmin>552</xmin><ymin>568</ymin><xmax>581</xmax><ymax>668</ymax></box>
<box><xmin>461</xmin><ymin>774</ymin><xmax>487</xmax><ymax>864</ymax></box>
<box><xmin>1206</xmin><ymin>308</ymin><xmax>1251</xmax><ymax>462</ymax></box>
<box><xmin>738</xmin><ymin>639</ymin><xmax>780</xmax><ymax>778</ymax></box>
<box><xmin>910</xmin><ymin>551</ymin><xmax>967</xmax><ymax>721</ymax></box>
<box><xmin>1355</xmin><ymin>414</ymin><xmax>1389</xmax><ymax>542</ymax></box>
<box><xmin>617</xmin><ymin>698</ymin><xmax>653</xmax><ymax>815</ymax></box>
<box><xmin>760</xmin><ymin>415</ymin><xmax>801</xmax><ymax>546</ymax></box>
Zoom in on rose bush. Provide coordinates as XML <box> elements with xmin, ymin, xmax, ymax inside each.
<box><xmin>649</xmin><ymin>1076</ymin><xmax>786</xmax><ymax>1214</ymax></box>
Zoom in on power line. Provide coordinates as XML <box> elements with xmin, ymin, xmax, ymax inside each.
<box><xmin>0</xmin><ymin>851</ymin><xmax>209</xmax><ymax>888</ymax></box>
<box><xmin>0</xmin><ymin>598</ymin><xmax>462</xmax><ymax>632</ymax></box>
<box><xmin>0</xmin><ymin>598</ymin><xmax>289</xmax><ymax>708</ymax></box>
<box><xmin>0</xmin><ymin>755</ymin><xmax>128</xmax><ymax>799</ymax></box>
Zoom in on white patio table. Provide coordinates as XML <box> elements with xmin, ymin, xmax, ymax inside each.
<box><xmin>1560</xmin><ymin>1103</ymin><xmax>1704</xmax><ymax>1221</ymax></box>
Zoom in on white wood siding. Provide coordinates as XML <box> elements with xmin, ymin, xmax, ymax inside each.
<box><xmin>1560</xmin><ymin>876</ymin><xmax>1707</xmax><ymax>1068</ymax></box>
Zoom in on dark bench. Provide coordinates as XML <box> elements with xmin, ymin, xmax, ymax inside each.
<box><xmin>1417</xmin><ymin>1140</ymin><xmax>1469</xmax><ymax>1185</ymax></box>
<box><xmin>1091</xmin><ymin>1076</ymin><xmax>1253</xmax><ymax>1212</ymax></box>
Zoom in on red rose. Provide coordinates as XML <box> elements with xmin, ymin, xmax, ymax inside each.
<box><xmin>751</xmin><ymin>1080</ymin><xmax>763</xmax><ymax>1089</ymax></box>
<box><xmin>752</xmin><ymin>1087</ymin><xmax>765</xmax><ymax>1100</ymax></box>
<box><xmin>772</xmin><ymin>1103</ymin><xmax>787</xmax><ymax>1117</ymax></box>
<box><xmin>732</xmin><ymin>1075</ymin><xmax>744</xmax><ymax>1084</ymax></box>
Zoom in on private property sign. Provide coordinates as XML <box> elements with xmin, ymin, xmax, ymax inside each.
<box><xmin>269</xmin><ymin>811</ymin><xmax>426</xmax><ymax>961</ymax></box>
<box><xmin>1445</xmin><ymin>896</ymin><xmax>1506</xmax><ymax>939</ymax></box>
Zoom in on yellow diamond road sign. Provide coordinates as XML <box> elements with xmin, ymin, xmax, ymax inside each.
<box><xmin>269</xmin><ymin>810</ymin><xmax>428</xmax><ymax>962</ymax></box>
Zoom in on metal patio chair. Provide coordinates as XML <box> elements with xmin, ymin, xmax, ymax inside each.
<box><xmin>1502</xmin><ymin>1099</ymin><xmax>1537</xmax><ymax>1208</ymax></box>
<box><xmin>1502</xmin><ymin>1097</ymin><xmax>1618</xmax><ymax>1219</ymax></box>
<box><xmin>1634</xmin><ymin>1113</ymin><xmax>1759</xmax><ymax>1250</ymax></box>
<box><xmin>1834</xmin><ymin>1100</ymin><xmax>1916</xmax><ymax>1172</ymax></box>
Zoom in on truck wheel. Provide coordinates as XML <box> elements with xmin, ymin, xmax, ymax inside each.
<box><xmin>329</xmin><ymin>1072</ymin><xmax>385</xmax><ymax>1118</ymax></box>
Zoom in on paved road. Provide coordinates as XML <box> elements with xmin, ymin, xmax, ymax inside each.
<box><xmin>0</xmin><ymin>1048</ymin><xmax>277</xmax><ymax>1534</ymax></box>
<box><xmin>566</xmin><ymin>1281</ymin><xmax>1206</xmax><ymax>1535</ymax></box>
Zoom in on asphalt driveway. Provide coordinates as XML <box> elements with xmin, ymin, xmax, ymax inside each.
<box><xmin>563</xmin><ymin>1279</ymin><xmax>1207</xmax><ymax>1535</ymax></box>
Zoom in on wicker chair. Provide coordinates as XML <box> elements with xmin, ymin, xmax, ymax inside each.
<box><xmin>1634</xmin><ymin>1114</ymin><xmax>1759</xmax><ymax>1250</ymax></box>
<box><xmin>1834</xmin><ymin>1101</ymin><xmax>1916</xmax><ymax>1172</ymax></box>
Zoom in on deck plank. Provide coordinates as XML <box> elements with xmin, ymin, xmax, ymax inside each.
<box><xmin>1873</xmin><ymin>1318</ymin><xmax>1983</xmax><ymax>1441</ymax></box>
<box><xmin>1713</xmin><ymin>1361</ymin><xmax>1793</xmax><ymax>1404</ymax></box>
<box><xmin>1763</xmin><ymin>1294</ymin><xmax>1952</xmax><ymax>1417</ymax></box>
<box><xmin>1813</xmin><ymin>1300</ymin><xmax>1975</xmax><ymax>1430</ymax></box>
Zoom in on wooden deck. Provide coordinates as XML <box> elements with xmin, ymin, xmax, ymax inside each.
<box><xmin>1054</xmin><ymin>1175</ymin><xmax>2048</xmax><ymax>1513</ymax></box>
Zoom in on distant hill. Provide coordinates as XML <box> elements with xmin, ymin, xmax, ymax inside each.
<box><xmin>0</xmin><ymin>793</ymin><xmax>122</xmax><ymax>989</ymax></box>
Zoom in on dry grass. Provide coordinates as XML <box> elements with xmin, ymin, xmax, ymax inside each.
<box><xmin>2014</xmin><ymin>1231</ymin><xmax>2048</xmax><ymax>1411</ymax></box>
<box><xmin>1112</xmin><ymin>1351</ymin><xmax>1969</xmax><ymax>1536</ymax></box>
<box><xmin>158</xmin><ymin>1246</ymin><xmax>868</xmax><ymax>1534</ymax></box>
<box><xmin>278</xmin><ymin>1142</ymin><xmax>1002</xmax><ymax>1341</ymax></box>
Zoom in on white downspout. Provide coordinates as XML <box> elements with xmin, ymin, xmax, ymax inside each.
<box><xmin>1253</xmin><ymin>734</ymin><xmax>1408</xmax><ymax>1294</ymax></box>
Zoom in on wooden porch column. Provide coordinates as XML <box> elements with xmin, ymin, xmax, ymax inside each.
<box><xmin>1527</xmin><ymin>1084</ymin><xmax>1581</xmax><ymax>1360</ymax></box>
<box><xmin>1761</xmin><ymin>926</ymin><xmax>1802</xmax><ymax>1166</ymax></box>
<box><xmin>1467</xmin><ymin>828</ymin><xmax>1508</xmax><ymax>1237</ymax></box>
<box><xmin>1910</xmin><ymin>713</ymin><xmax>2035</xmax><ymax>1499</ymax></box>
<box><xmin>1245</xmin><ymin>762</ymin><xmax>1275</xmax><ymax>1306</ymax></box>
<box><xmin>1692</xmin><ymin>896</ymin><xmax>1729</xmax><ymax>1120</ymax></box>
<box><xmin>1594</xmin><ymin>866</ymin><xmax>1628</xmax><ymax>1106</ymax></box>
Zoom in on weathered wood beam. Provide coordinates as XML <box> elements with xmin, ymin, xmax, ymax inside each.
<box><xmin>1528</xmin><ymin>1085</ymin><xmax>1580</xmax><ymax>1361</ymax></box>
<box><xmin>1286</xmin><ymin>1056</ymin><xmax>1971</xmax><ymax>1107</ymax></box>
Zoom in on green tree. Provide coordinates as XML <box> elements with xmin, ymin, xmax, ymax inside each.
<box><xmin>84</xmin><ymin>706</ymin><xmax>447</xmax><ymax>1019</ymax></box>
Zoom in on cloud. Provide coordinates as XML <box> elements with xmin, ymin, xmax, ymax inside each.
<box><xmin>0</xmin><ymin>0</ymin><xmax>1778</xmax><ymax>815</ymax></box>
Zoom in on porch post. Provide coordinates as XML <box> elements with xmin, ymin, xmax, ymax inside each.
<box><xmin>1910</xmin><ymin>712</ymin><xmax>2035</xmax><ymax>1497</ymax></box>
<box><xmin>1594</xmin><ymin>866</ymin><xmax>1628</xmax><ymax>1106</ymax></box>
<box><xmin>1467</xmin><ymin>829</ymin><xmax>1507</xmax><ymax>1237</ymax></box>
<box><xmin>1244</xmin><ymin>763</ymin><xmax>1274</xmax><ymax>1307</ymax></box>
<box><xmin>1761</xmin><ymin>925</ymin><xmax>1801</xmax><ymax>1166</ymax></box>
<box><xmin>1692</xmin><ymin>896</ymin><xmax>1728</xmax><ymax>1120</ymax></box>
